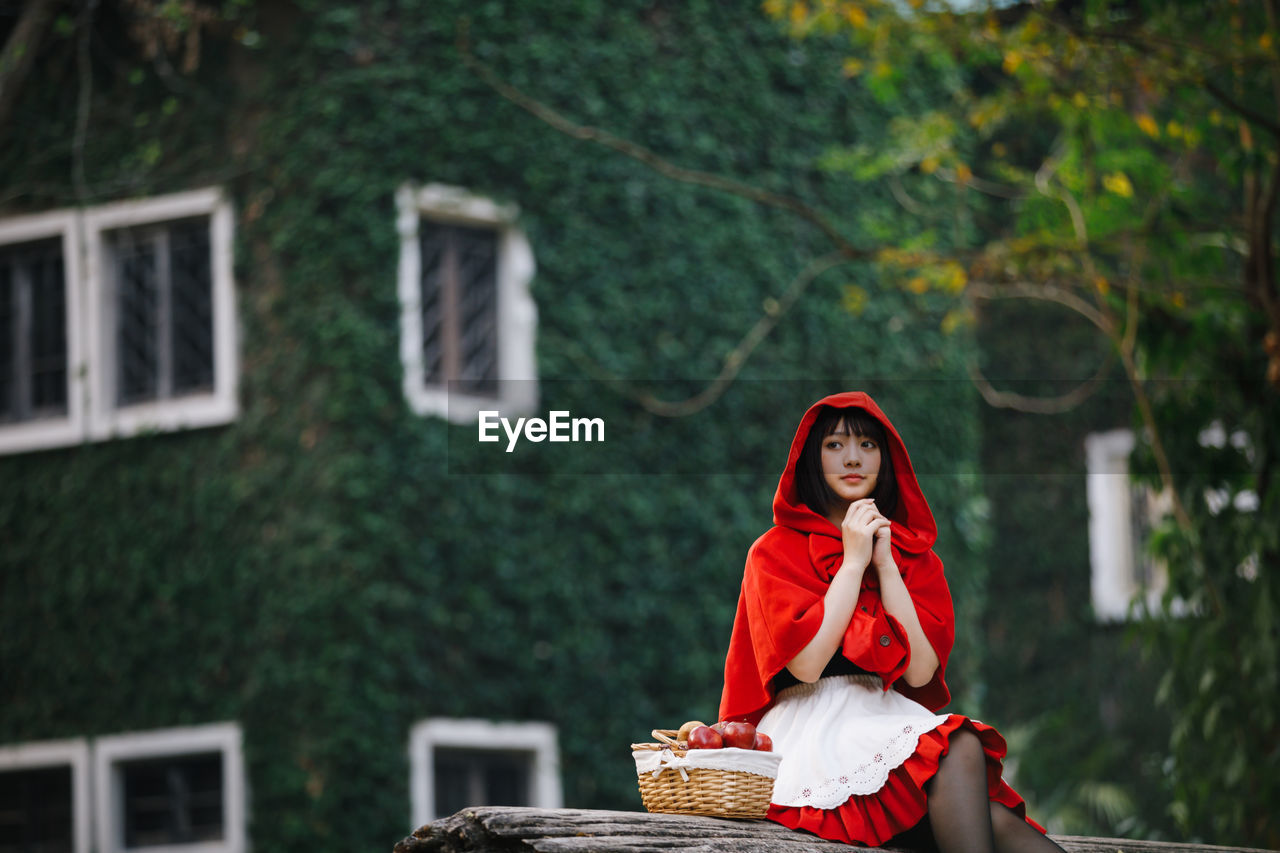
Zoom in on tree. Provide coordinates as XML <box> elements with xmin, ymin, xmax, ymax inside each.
<box><xmin>766</xmin><ymin>2</ymin><xmax>1277</xmax><ymax>844</ymax></box>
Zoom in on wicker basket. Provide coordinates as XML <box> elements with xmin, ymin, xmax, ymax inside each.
<box><xmin>630</xmin><ymin>729</ymin><xmax>781</xmax><ymax>819</ymax></box>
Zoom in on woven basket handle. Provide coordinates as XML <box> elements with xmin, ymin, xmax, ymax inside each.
<box><xmin>651</xmin><ymin>729</ymin><xmax>680</xmax><ymax>747</ymax></box>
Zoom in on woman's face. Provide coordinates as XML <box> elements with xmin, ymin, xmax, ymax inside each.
<box><xmin>820</xmin><ymin>424</ymin><xmax>882</xmax><ymax>506</ymax></box>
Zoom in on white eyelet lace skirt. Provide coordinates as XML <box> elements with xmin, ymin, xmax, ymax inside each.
<box><xmin>758</xmin><ymin>673</ymin><xmax>950</xmax><ymax>809</ymax></box>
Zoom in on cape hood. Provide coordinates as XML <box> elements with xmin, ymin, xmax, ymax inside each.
<box><xmin>719</xmin><ymin>391</ymin><xmax>955</xmax><ymax>725</ymax></box>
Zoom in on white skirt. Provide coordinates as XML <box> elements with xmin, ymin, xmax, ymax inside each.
<box><xmin>758</xmin><ymin>674</ymin><xmax>950</xmax><ymax>809</ymax></box>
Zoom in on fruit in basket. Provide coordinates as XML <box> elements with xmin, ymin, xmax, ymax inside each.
<box><xmin>676</xmin><ymin>720</ymin><xmax>706</xmax><ymax>743</ymax></box>
<box><xmin>686</xmin><ymin>725</ymin><xmax>723</xmax><ymax>749</ymax></box>
<box><xmin>720</xmin><ymin>721</ymin><xmax>758</xmax><ymax>749</ymax></box>
<box><xmin>754</xmin><ymin>732</ymin><xmax>774</xmax><ymax>752</ymax></box>
<box><xmin>710</xmin><ymin>721</ymin><xmax>727</xmax><ymax>734</ymax></box>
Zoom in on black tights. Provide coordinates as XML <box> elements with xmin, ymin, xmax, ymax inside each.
<box><xmin>920</xmin><ymin>728</ymin><xmax>1066</xmax><ymax>853</ymax></box>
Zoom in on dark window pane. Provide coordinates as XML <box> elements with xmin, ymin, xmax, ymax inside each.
<box><xmin>29</xmin><ymin>245</ymin><xmax>67</xmax><ymax>413</ymax></box>
<box><xmin>121</xmin><ymin>753</ymin><xmax>223</xmax><ymax>848</ymax></box>
<box><xmin>418</xmin><ymin>222</ymin><xmax>499</xmax><ymax>396</ymax></box>
<box><xmin>419</xmin><ymin>226</ymin><xmax>447</xmax><ymax>385</ymax></box>
<box><xmin>0</xmin><ymin>238</ymin><xmax>68</xmax><ymax>423</ymax></box>
<box><xmin>432</xmin><ymin>748</ymin><xmax>529</xmax><ymax>819</ymax></box>
<box><xmin>482</xmin><ymin>755</ymin><xmax>527</xmax><ymax>806</ymax></box>
<box><xmin>168</xmin><ymin>219</ymin><xmax>214</xmax><ymax>394</ymax></box>
<box><xmin>0</xmin><ymin>765</ymin><xmax>75</xmax><ymax>853</ymax></box>
<box><xmin>114</xmin><ymin>231</ymin><xmax>160</xmax><ymax>405</ymax></box>
<box><xmin>108</xmin><ymin>217</ymin><xmax>215</xmax><ymax>406</ymax></box>
<box><xmin>432</xmin><ymin>751</ymin><xmax>472</xmax><ymax>819</ymax></box>
<box><xmin>452</xmin><ymin>225</ymin><xmax>498</xmax><ymax>395</ymax></box>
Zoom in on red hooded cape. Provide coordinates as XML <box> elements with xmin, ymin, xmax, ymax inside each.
<box><xmin>719</xmin><ymin>391</ymin><xmax>955</xmax><ymax>726</ymax></box>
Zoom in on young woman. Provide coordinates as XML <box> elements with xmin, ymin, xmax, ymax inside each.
<box><xmin>720</xmin><ymin>391</ymin><xmax>1064</xmax><ymax>852</ymax></box>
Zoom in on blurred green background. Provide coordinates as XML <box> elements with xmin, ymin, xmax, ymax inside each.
<box><xmin>1</xmin><ymin>1</ymin><xmax>1275</xmax><ymax>850</ymax></box>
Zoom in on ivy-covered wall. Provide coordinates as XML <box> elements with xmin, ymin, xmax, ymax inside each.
<box><xmin>1</xmin><ymin>2</ymin><xmax>990</xmax><ymax>851</ymax></box>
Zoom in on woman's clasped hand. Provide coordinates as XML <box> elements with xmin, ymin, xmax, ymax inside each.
<box><xmin>837</xmin><ymin>498</ymin><xmax>893</xmax><ymax>573</ymax></box>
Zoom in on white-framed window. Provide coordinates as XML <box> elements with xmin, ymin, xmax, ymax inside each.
<box><xmin>1085</xmin><ymin>429</ymin><xmax>1172</xmax><ymax>620</ymax></box>
<box><xmin>1087</xmin><ymin>425</ymin><xmax>1260</xmax><ymax>619</ymax></box>
<box><xmin>83</xmin><ymin>190</ymin><xmax>238</xmax><ymax>441</ymax></box>
<box><xmin>0</xmin><ymin>738</ymin><xmax>92</xmax><ymax>853</ymax></box>
<box><xmin>0</xmin><ymin>210</ymin><xmax>83</xmax><ymax>454</ymax></box>
<box><xmin>408</xmin><ymin>719</ymin><xmax>560</xmax><ymax>826</ymax></box>
<box><xmin>93</xmin><ymin>723</ymin><xmax>245</xmax><ymax>853</ymax></box>
<box><xmin>396</xmin><ymin>183</ymin><xmax>537</xmax><ymax>423</ymax></box>
<box><xmin>0</xmin><ymin>187</ymin><xmax>237</xmax><ymax>456</ymax></box>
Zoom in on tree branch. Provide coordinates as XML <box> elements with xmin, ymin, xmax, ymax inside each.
<box><xmin>969</xmin><ymin>277</ymin><xmax>1199</xmax><ymax>541</ymax></box>
<box><xmin>966</xmin><ymin>353</ymin><xmax>1112</xmax><ymax>414</ymax></box>
<box><xmin>73</xmin><ymin>0</ymin><xmax>99</xmax><ymax>203</ymax></box>
<box><xmin>631</xmin><ymin>252</ymin><xmax>848</xmax><ymax>416</ymax></box>
<box><xmin>968</xmin><ymin>280</ymin><xmax>1109</xmax><ymax>330</ymax></box>
<box><xmin>1203</xmin><ymin>80</ymin><xmax>1280</xmax><ymax>140</ymax></box>
<box><xmin>933</xmin><ymin>167</ymin><xmax>1026</xmax><ymax>199</ymax></box>
<box><xmin>455</xmin><ymin>18</ymin><xmax>866</xmax><ymax>260</ymax></box>
<box><xmin>546</xmin><ymin>252</ymin><xmax>849</xmax><ymax>417</ymax></box>
<box><xmin>888</xmin><ymin>174</ymin><xmax>927</xmax><ymax>214</ymax></box>
<box><xmin>1036</xmin><ymin>8</ymin><xmax>1280</xmax><ymax>138</ymax></box>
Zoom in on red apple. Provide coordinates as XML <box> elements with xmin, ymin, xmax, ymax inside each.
<box><xmin>686</xmin><ymin>725</ymin><xmax>723</xmax><ymax>749</ymax></box>
<box><xmin>754</xmin><ymin>733</ymin><xmax>773</xmax><ymax>752</ymax></box>
<box><xmin>710</xmin><ymin>721</ymin><xmax>727</xmax><ymax>734</ymax></box>
<box><xmin>720</xmin><ymin>721</ymin><xmax>757</xmax><ymax>750</ymax></box>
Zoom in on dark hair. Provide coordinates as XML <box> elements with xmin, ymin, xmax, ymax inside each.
<box><xmin>795</xmin><ymin>407</ymin><xmax>898</xmax><ymax>519</ymax></box>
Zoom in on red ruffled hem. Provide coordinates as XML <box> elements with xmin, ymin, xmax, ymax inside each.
<box><xmin>767</xmin><ymin>714</ymin><xmax>1047</xmax><ymax>846</ymax></box>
